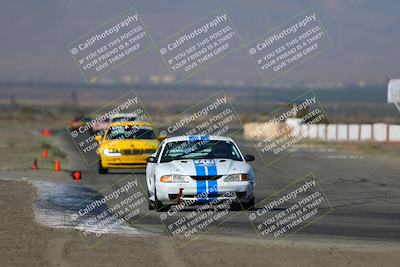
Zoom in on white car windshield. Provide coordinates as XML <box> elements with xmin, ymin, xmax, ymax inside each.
<box><xmin>160</xmin><ymin>140</ymin><xmax>242</xmax><ymax>162</ymax></box>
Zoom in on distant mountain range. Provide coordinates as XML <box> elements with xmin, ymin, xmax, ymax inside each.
<box><xmin>0</xmin><ymin>0</ymin><xmax>399</xmax><ymax>84</ymax></box>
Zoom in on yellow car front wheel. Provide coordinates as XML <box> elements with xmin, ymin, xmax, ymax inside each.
<box><xmin>98</xmin><ymin>159</ymin><xmax>108</xmax><ymax>174</ymax></box>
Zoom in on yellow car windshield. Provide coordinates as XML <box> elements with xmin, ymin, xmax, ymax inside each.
<box><xmin>105</xmin><ymin>125</ymin><xmax>155</xmax><ymax>140</ymax></box>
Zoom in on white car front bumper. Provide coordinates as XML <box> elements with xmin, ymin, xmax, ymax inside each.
<box><xmin>156</xmin><ymin>177</ymin><xmax>254</xmax><ymax>205</ymax></box>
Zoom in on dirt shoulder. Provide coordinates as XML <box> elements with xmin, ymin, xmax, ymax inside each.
<box><xmin>301</xmin><ymin>140</ymin><xmax>400</xmax><ymax>161</ymax></box>
<box><xmin>0</xmin><ymin>121</ymin><xmax>67</xmax><ymax>172</ymax></box>
<box><xmin>0</xmin><ymin>179</ymin><xmax>53</xmax><ymax>266</ymax></box>
<box><xmin>1</xmin><ymin>178</ymin><xmax>400</xmax><ymax>267</ymax></box>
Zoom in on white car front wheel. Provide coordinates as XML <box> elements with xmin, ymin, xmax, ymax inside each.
<box><xmin>154</xmin><ymin>188</ymin><xmax>170</xmax><ymax>212</ymax></box>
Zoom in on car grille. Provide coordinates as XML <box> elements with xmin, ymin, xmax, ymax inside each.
<box><xmin>169</xmin><ymin>193</ymin><xmax>229</xmax><ymax>200</ymax></box>
<box><xmin>190</xmin><ymin>175</ymin><xmax>222</xmax><ymax>180</ymax></box>
<box><xmin>121</xmin><ymin>149</ymin><xmax>143</xmax><ymax>155</ymax></box>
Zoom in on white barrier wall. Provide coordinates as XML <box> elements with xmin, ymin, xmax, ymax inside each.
<box><xmin>360</xmin><ymin>124</ymin><xmax>372</xmax><ymax>141</ymax></box>
<box><xmin>389</xmin><ymin>125</ymin><xmax>400</xmax><ymax>141</ymax></box>
<box><xmin>305</xmin><ymin>123</ymin><xmax>399</xmax><ymax>142</ymax></box>
<box><xmin>326</xmin><ymin>124</ymin><xmax>336</xmax><ymax>141</ymax></box>
<box><xmin>373</xmin><ymin>123</ymin><xmax>387</xmax><ymax>142</ymax></box>
<box><xmin>244</xmin><ymin>122</ymin><xmax>400</xmax><ymax>142</ymax></box>
<box><xmin>308</xmin><ymin>125</ymin><xmax>318</xmax><ymax>139</ymax></box>
<box><xmin>337</xmin><ymin>124</ymin><xmax>348</xmax><ymax>141</ymax></box>
<box><xmin>301</xmin><ymin>125</ymin><xmax>309</xmax><ymax>138</ymax></box>
<box><xmin>317</xmin><ymin>124</ymin><xmax>326</xmax><ymax>141</ymax></box>
<box><xmin>348</xmin><ymin>124</ymin><xmax>359</xmax><ymax>141</ymax></box>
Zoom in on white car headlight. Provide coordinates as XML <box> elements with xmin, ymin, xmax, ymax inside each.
<box><xmin>103</xmin><ymin>148</ymin><xmax>121</xmax><ymax>156</ymax></box>
<box><xmin>224</xmin><ymin>174</ymin><xmax>249</xmax><ymax>182</ymax></box>
<box><xmin>160</xmin><ymin>174</ymin><xmax>189</xmax><ymax>183</ymax></box>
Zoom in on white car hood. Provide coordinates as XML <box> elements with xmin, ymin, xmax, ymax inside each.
<box><xmin>163</xmin><ymin>159</ymin><xmax>249</xmax><ymax>176</ymax></box>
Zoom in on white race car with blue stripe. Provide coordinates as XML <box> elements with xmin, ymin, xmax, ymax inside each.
<box><xmin>146</xmin><ymin>135</ymin><xmax>255</xmax><ymax>211</ymax></box>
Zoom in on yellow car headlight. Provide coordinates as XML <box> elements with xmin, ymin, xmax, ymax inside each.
<box><xmin>103</xmin><ymin>148</ymin><xmax>121</xmax><ymax>156</ymax></box>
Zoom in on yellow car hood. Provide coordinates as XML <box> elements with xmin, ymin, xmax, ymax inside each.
<box><xmin>100</xmin><ymin>139</ymin><xmax>159</xmax><ymax>150</ymax></box>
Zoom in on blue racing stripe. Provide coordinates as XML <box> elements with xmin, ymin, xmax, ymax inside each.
<box><xmin>197</xmin><ymin>180</ymin><xmax>207</xmax><ymax>196</ymax></box>
<box><xmin>194</xmin><ymin>161</ymin><xmax>206</xmax><ymax>176</ymax></box>
<box><xmin>208</xmin><ymin>180</ymin><xmax>218</xmax><ymax>197</ymax></box>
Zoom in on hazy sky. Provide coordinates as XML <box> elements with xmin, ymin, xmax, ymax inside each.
<box><xmin>0</xmin><ymin>0</ymin><xmax>399</xmax><ymax>84</ymax></box>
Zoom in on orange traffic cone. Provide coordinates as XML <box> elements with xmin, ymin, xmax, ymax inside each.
<box><xmin>32</xmin><ymin>158</ymin><xmax>38</xmax><ymax>170</ymax></box>
<box><xmin>42</xmin><ymin>148</ymin><xmax>48</xmax><ymax>159</ymax></box>
<box><xmin>54</xmin><ymin>159</ymin><xmax>61</xmax><ymax>172</ymax></box>
<box><xmin>41</xmin><ymin>128</ymin><xmax>52</xmax><ymax>137</ymax></box>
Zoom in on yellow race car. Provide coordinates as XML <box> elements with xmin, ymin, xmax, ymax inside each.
<box><xmin>96</xmin><ymin>121</ymin><xmax>163</xmax><ymax>173</ymax></box>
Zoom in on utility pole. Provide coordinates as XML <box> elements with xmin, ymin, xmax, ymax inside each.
<box><xmin>10</xmin><ymin>93</ymin><xmax>17</xmax><ymax>107</ymax></box>
<box><xmin>71</xmin><ymin>90</ymin><xmax>77</xmax><ymax>108</ymax></box>
<box><xmin>254</xmin><ymin>87</ymin><xmax>259</xmax><ymax>114</ymax></box>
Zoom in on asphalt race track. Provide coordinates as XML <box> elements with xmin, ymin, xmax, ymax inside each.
<box><xmin>33</xmin><ymin>128</ymin><xmax>400</xmax><ymax>244</ymax></box>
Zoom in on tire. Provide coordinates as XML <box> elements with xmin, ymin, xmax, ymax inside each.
<box><xmin>154</xmin><ymin>188</ymin><xmax>170</xmax><ymax>212</ymax></box>
<box><xmin>243</xmin><ymin>198</ymin><xmax>255</xmax><ymax>210</ymax></box>
<box><xmin>147</xmin><ymin>190</ymin><xmax>154</xmax><ymax>210</ymax></box>
<box><xmin>230</xmin><ymin>202</ymin><xmax>243</xmax><ymax>211</ymax></box>
<box><xmin>98</xmin><ymin>160</ymin><xmax>108</xmax><ymax>174</ymax></box>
